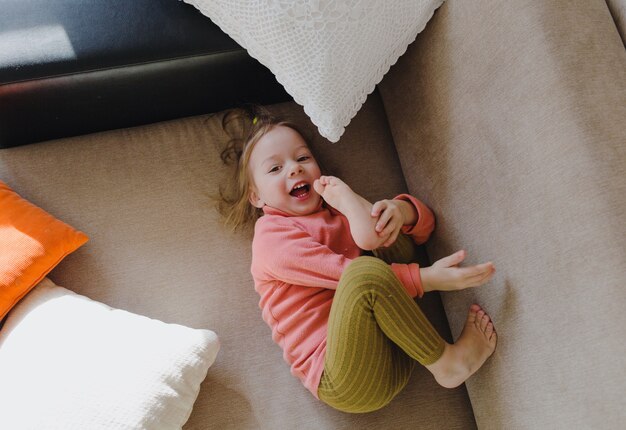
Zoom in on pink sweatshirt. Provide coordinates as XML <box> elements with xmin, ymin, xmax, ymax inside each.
<box><xmin>250</xmin><ymin>194</ymin><xmax>435</xmax><ymax>398</ymax></box>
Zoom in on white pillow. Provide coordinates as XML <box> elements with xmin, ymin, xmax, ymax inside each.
<box><xmin>0</xmin><ymin>278</ymin><xmax>219</xmax><ymax>430</ymax></box>
<box><xmin>183</xmin><ymin>0</ymin><xmax>445</xmax><ymax>142</ymax></box>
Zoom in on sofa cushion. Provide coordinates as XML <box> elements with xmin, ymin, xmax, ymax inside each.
<box><xmin>0</xmin><ymin>94</ymin><xmax>476</xmax><ymax>428</ymax></box>
<box><xmin>379</xmin><ymin>0</ymin><xmax>626</xmax><ymax>428</ymax></box>
<box><xmin>0</xmin><ymin>0</ymin><xmax>290</xmax><ymax>148</ymax></box>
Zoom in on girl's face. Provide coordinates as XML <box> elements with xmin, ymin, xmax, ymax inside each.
<box><xmin>248</xmin><ymin>125</ymin><xmax>322</xmax><ymax>216</ymax></box>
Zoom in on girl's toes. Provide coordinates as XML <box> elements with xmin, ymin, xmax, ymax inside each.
<box><xmin>475</xmin><ymin>310</ymin><xmax>485</xmax><ymax>326</ymax></box>
<box><xmin>489</xmin><ymin>330</ymin><xmax>498</xmax><ymax>344</ymax></box>
<box><xmin>467</xmin><ymin>306</ymin><xmax>479</xmax><ymax>323</ymax></box>
<box><xmin>485</xmin><ymin>322</ymin><xmax>494</xmax><ymax>337</ymax></box>
<box><xmin>470</xmin><ymin>304</ymin><xmax>481</xmax><ymax>313</ymax></box>
<box><xmin>313</xmin><ymin>180</ymin><xmax>324</xmax><ymax>195</ymax></box>
<box><xmin>480</xmin><ymin>314</ymin><xmax>490</xmax><ymax>331</ymax></box>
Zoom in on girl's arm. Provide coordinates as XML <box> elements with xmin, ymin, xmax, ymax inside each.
<box><xmin>312</xmin><ymin>176</ymin><xmax>435</xmax><ymax>251</ymax></box>
<box><xmin>253</xmin><ymin>215</ymin><xmax>427</xmax><ymax>297</ymax></box>
<box><xmin>372</xmin><ymin>196</ymin><xmax>496</xmax><ymax>293</ymax></box>
<box><xmin>371</xmin><ymin>194</ymin><xmax>435</xmax><ymax>246</ymax></box>
<box><xmin>253</xmin><ymin>217</ymin><xmax>424</xmax><ymax>297</ymax></box>
<box><xmin>252</xmin><ymin>217</ymin><xmax>353</xmax><ymax>290</ymax></box>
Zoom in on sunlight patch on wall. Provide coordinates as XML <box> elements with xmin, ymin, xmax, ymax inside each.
<box><xmin>0</xmin><ymin>25</ymin><xmax>76</xmax><ymax>67</ymax></box>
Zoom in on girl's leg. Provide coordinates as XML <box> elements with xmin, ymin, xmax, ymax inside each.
<box><xmin>371</xmin><ymin>232</ymin><xmax>419</xmax><ymax>264</ymax></box>
<box><xmin>374</xmin><ymin>236</ymin><xmax>498</xmax><ymax>390</ymax></box>
<box><xmin>318</xmin><ymin>256</ymin><xmax>445</xmax><ymax>413</ymax></box>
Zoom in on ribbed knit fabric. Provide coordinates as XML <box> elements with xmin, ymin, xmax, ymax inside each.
<box><xmin>318</xmin><ymin>255</ymin><xmax>445</xmax><ymax>413</ymax></box>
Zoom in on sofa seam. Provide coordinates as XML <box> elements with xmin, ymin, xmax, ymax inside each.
<box><xmin>0</xmin><ymin>48</ymin><xmax>245</xmax><ymax>87</ymax></box>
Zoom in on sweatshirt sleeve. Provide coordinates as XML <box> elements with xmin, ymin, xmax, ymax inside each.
<box><xmin>390</xmin><ymin>263</ymin><xmax>424</xmax><ymax>298</ymax></box>
<box><xmin>252</xmin><ymin>216</ymin><xmax>353</xmax><ymax>289</ymax></box>
<box><xmin>394</xmin><ymin>194</ymin><xmax>436</xmax><ymax>245</ymax></box>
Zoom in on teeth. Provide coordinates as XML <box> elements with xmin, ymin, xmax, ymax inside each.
<box><xmin>293</xmin><ymin>184</ymin><xmax>307</xmax><ymax>191</ymax></box>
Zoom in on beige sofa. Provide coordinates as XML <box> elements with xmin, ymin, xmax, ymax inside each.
<box><xmin>1</xmin><ymin>0</ymin><xmax>625</xmax><ymax>428</ymax></box>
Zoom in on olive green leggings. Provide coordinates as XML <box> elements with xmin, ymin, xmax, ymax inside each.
<box><xmin>318</xmin><ymin>234</ymin><xmax>446</xmax><ymax>413</ymax></box>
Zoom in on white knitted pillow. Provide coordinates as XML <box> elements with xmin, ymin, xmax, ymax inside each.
<box><xmin>183</xmin><ymin>0</ymin><xmax>445</xmax><ymax>142</ymax></box>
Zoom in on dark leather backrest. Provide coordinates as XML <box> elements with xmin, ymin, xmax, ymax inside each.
<box><xmin>0</xmin><ymin>0</ymin><xmax>290</xmax><ymax>148</ymax></box>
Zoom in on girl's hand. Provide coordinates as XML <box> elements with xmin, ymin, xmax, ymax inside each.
<box><xmin>370</xmin><ymin>199</ymin><xmax>416</xmax><ymax>247</ymax></box>
<box><xmin>420</xmin><ymin>250</ymin><xmax>496</xmax><ymax>292</ymax></box>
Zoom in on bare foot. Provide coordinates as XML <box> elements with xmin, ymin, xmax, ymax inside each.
<box><xmin>313</xmin><ymin>176</ymin><xmax>383</xmax><ymax>250</ymax></box>
<box><xmin>312</xmin><ymin>176</ymin><xmax>359</xmax><ymax>212</ymax></box>
<box><xmin>425</xmin><ymin>304</ymin><xmax>497</xmax><ymax>388</ymax></box>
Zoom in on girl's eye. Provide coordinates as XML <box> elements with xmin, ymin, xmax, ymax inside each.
<box><xmin>268</xmin><ymin>166</ymin><xmax>280</xmax><ymax>173</ymax></box>
<box><xmin>297</xmin><ymin>156</ymin><xmax>310</xmax><ymax>162</ymax></box>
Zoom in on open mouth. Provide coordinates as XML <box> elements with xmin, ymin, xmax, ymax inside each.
<box><xmin>290</xmin><ymin>182</ymin><xmax>310</xmax><ymax>199</ymax></box>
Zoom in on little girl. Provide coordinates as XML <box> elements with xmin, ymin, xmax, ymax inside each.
<box><xmin>218</xmin><ymin>107</ymin><xmax>497</xmax><ymax>413</ymax></box>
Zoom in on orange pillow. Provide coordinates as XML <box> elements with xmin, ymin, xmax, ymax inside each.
<box><xmin>0</xmin><ymin>180</ymin><xmax>88</xmax><ymax>320</ymax></box>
